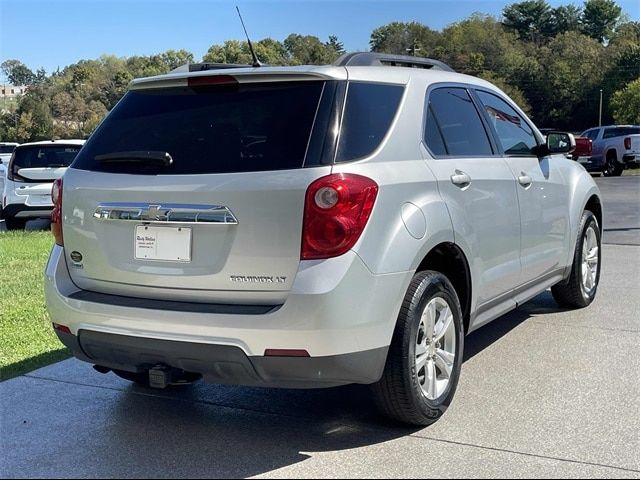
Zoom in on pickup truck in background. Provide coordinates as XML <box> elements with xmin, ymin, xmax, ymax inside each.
<box><xmin>572</xmin><ymin>135</ymin><xmax>592</xmax><ymax>162</ymax></box>
<box><xmin>580</xmin><ymin>125</ymin><xmax>640</xmax><ymax>176</ymax></box>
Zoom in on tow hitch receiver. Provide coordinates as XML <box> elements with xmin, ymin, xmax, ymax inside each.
<box><xmin>149</xmin><ymin>365</ymin><xmax>174</xmax><ymax>389</ymax></box>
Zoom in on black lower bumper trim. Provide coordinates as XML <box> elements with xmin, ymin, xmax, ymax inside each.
<box><xmin>2</xmin><ymin>203</ymin><xmax>52</xmax><ymax>219</ymax></box>
<box><xmin>68</xmin><ymin>290</ymin><xmax>280</xmax><ymax>315</ymax></box>
<box><xmin>55</xmin><ymin>329</ymin><xmax>388</xmax><ymax>388</ymax></box>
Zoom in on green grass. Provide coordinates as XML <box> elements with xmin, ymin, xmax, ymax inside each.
<box><xmin>0</xmin><ymin>231</ymin><xmax>70</xmax><ymax>381</ymax></box>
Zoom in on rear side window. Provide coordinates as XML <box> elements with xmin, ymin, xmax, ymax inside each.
<box><xmin>603</xmin><ymin>127</ymin><xmax>640</xmax><ymax>139</ymax></box>
<box><xmin>10</xmin><ymin>145</ymin><xmax>81</xmax><ymax>180</ymax></box>
<box><xmin>335</xmin><ymin>82</ymin><xmax>404</xmax><ymax>162</ymax></box>
<box><xmin>476</xmin><ymin>90</ymin><xmax>537</xmax><ymax>155</ymax></box>
<box><xmin>72</xmin><ymin>81</ymin><xmax>325</xmax><ymax>175</ymax></box>
<box><xmin>425</xmin><ymin>87</ymin><xmax>493</xmax><ymax>156</ymax></box>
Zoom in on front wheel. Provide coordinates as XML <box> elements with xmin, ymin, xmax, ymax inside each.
<box><xmin>551</xmin><ymin>210</ymin><xmax>601</xmax><ymax>308</ymax></box>
<box><xmin>372</xmin><ymin>271</ymin><xmax>464</xmax><ymax>426</ymax></box>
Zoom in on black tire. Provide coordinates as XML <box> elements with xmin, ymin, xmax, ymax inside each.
<box><xmin>4</xmin><ymin>216</ymin><xmax>27</xmax><ymax>230</ymax></box>
<box><xmin>551</xmin><ymin>211</ymin><xmax>601</xmax><ymax>308</ymax></box>
<box><xmin>372</xmin><ymin>271</ymin><xmax>464</xmax><ymax>426</ymax></box>
<box><xmin>603</xmin><ymin>152</ymin><xmax>623</xmax><ymax>177</ymax></box>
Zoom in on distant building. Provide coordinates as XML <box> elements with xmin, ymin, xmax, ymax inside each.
<box><xmin>1</xmin><ymin>84</ymin><xmax>28</xmax><ymax>98</ymax></box>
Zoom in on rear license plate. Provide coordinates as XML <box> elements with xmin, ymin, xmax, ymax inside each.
<box><xmin>135</xmin><ymin>225</ymin><xmax>191</xmax><ymax>262</ymax></box>
<box><xmin>28</xmin><ymin>194</ymin><xmax>53</xmax><ymax>206</ymax></box>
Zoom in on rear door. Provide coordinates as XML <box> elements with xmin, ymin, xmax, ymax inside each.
<box><xmin>473</xmin><ymin>89</ymin><xmax>569</xmax><ymax>284</ymax></box>
<box><xmin>423</xmin><ymin>86</ymin><xmax>521</xmax><ymax>307</ymax></box>
<box><xmin>63</xmin><ymin>78</ymin><xmax>336</xmax><ymax>304</ymax></box>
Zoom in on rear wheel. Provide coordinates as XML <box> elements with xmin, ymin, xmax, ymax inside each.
<box><xmin>4</xmin><ymin>216</ymin><xmax>27</xmax><ymax>230</ymax></box>
<box><xmin>552</xmin><ymin>210</ymin><xmax>601</xmax><ymax>308</ymax></box>
<box><xmin>603</xmin><ymin>152</ymin><xmax>623</xmax><ymax>176</ymax></box>
<box><xmin>372</xmin><ymin>271</ymin><xmax>464</xmax><ymax>426</ymax></box>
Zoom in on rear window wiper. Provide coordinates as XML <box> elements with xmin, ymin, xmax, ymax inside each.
<box><xmin>95</xmin><ymin>151</ymin><xmax>173</xmax><ymax>167</ymax></box>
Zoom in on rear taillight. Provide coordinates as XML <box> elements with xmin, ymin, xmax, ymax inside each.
<box><xmin>624</xmin><ymin>137</ymin><xmax>631</xmax><ymax>150</ymax></box>
<box><xmin>301</xmin><ymin>173</ymin><xmax>378</xmax><ymax>260</ymax></box>
<box><xmin>51</xmin><ymin>178</ymin><xmax>63</xmax><ymax>246</ymax></box>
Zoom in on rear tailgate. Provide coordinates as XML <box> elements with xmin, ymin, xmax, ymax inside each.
<box><xmin>62</xmin><ymin>75</ymin><xmax>339</xmax><ymax>304</ymax></box>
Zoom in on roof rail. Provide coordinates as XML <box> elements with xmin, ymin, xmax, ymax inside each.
<box><xmin>333</xmin><ymin>52</ymin><xmax>455</xmax><ymax>72</ymax></box>
<box><xmin>171</xmin><ymin>62</ymin><xmax>254</xmax><ymax>73</ymax></box>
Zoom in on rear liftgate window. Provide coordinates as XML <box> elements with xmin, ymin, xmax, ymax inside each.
<box><xmin>72</xmin><ymin>81</ymin><xmax>326</xmax><ymax>175</ymax></box>
<box><xmin>336</xmin><ymin>82</ymin><xmax>404</xmax><ymax>163</ymax></box>
<box><xmin>10</xmin><ymin>145</ymin><xmax>82</xmax><ymax>182</ymax></box>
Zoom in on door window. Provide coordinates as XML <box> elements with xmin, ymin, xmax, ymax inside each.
<box><xmin>476</xmin><ymin>90</ymin><xmax>537</xmax><ymax>156</ymax></box>
<box><xmin>424</xmin><ymin>87</ymin><xmax>493</xmax><ymax>157</ymax></box>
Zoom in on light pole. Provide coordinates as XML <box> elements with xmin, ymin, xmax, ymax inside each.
<box><xmin>598</xmin><ymin>89</ymin><xmax>603</xmax><ymax>127</ymax></box>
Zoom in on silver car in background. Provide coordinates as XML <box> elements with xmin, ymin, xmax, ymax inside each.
<box><xmin>45</xmin><ymin>53</ymin><xmax>602</xmax><ymax>425</ymax></box>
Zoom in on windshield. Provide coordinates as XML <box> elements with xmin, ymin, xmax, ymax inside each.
<box><xmin>72</xmin><ymin>81</ymin><xmax>326</xmax><ymax>175</ymax></box>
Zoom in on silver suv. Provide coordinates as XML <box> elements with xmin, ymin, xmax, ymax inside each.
<box><xmin>45</xmin><ymin>53</ymin><xmax>602</xmax><ymax>425</ymax></box>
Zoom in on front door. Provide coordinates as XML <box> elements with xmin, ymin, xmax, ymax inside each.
<box><xmin>474</xmin><ymin>89</ymin><xmax>569</xmax><ymax>285</ymax></box>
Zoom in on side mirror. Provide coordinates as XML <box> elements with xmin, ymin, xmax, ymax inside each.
<box><xmin>544</xmin><ymin>132</ymin><xmax>576</xmax><ymax>156</ymax></box>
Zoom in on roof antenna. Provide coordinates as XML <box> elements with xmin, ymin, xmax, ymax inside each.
<box><xmin>236</xmin><ymin>6</ymin><xmax>261</xmax><ymax>67</ymax></box>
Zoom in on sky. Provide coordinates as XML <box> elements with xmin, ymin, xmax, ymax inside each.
<box><xmin>1</xmin><ymin>0</ymin><xmax>639</xmax><ymax>75</ymax></box>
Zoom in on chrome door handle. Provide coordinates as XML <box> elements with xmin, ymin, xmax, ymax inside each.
<box><xmin>450</xmin><ymin>170</ymin><xmax>471</xmax><ymax>188</ymax></box>
<box><xmin>518</xmin><ymin>174</ymin><xmax>533</xmax><ymax>188</ymax></box>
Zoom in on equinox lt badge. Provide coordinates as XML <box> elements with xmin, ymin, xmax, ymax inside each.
<box><xmin>230</xmin><ymin>275</ymin><xmax>287</xmax><ymax>284</ymax></box>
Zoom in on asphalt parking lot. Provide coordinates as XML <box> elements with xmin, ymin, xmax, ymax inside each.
<box><xmin>1</xmin><ymin>176</ymin><xmax>639</xmax><ymax>478</ymax></box>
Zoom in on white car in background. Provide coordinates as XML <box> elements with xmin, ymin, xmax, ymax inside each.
<box><xmin>2</xmin><ymin>140</ymin><xmax>84</xmax><ymax>229</ymax></box>
<box><xmin>0</xmin><ymin>142</ymin><xmax>19</xmax><ymax>223</ymax></box>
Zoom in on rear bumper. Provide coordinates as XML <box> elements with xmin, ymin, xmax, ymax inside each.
<box><xmin>55</xmin><ymin>329</ymin><xmax>388</xmax><ymax>388</ymax></box>
<box><xmin>45</xmin><ymin>245</ymin><xmax>412</xmax><ymax>387</ymax></box>
<box><xmin>622</xmin><ymin>153</ymin><xmax>640</xmax><ymax>165</ymax></box>
<box><xmin>578</xmin><ymin>156</ymin><xmax>605</xmax><ymax>171</ymax></box>
<box><xmin>2</xmin><ymin>203</ymin><xmax>52</xmax><ymax>219</ymax></box>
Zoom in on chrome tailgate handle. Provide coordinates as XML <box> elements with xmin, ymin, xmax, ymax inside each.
<box><xmin>94</xmin><ymin>203</ymin><xmax>239</xmax><ymax>224</ymax></box>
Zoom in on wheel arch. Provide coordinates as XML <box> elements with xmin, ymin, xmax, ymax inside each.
<box><xmin>416</xmin><ymin>242</ymin><xmax>472</xmax><ymax>333</ymax></box>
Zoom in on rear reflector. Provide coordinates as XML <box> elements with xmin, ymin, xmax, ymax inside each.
<box><xmin>264</xmin><ymin>349</ymin><xmax>310</xmax><ymax>358</ymax></box>
<box><xmin>188</xmin><ymin>75</ymin><xmax>238</xmax><ymax>87</ymax></box>
<box><xmin>52</xmin><ymin>323</ymin><xmax>72</xmax><ymax>335</ymax></box>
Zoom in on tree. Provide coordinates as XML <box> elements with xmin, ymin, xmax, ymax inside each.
<box><xmin>581</xmin><ymin>0</ymin><xmax>622</xmax><ymax>43</ymax></box>
<box><xmin>284</xmin><ymin>34</ymin><xmax>340</xmax><ymax>65</ymax></box>
<box><xmin>370</xmin><ymin>21</ymin><xmax>440</xmax><ymax>56</ymax></box>
<box><xmin>502</xmin><ymin>0</ymin><xmax>554</xmax><ymax>43</ymax></box>
<box><xmin>549</xmin><ymin>5</ymin><xmax>583</xmax><ymax>35</ymax></box>
<box><xmin>536</xmin><ymin>31</ymin><xmax>605</xmax><ymax>128</ymax></box>
<box><xmin>610</xmin><ymin>78</ymin><xmax>640</xmax><ymax>123</ymax></box>
<box><xmin>203</xmin><ymin>39</ymin><xmax>289</xmax><ymax>65</ymax></box>
<box><xmin>478</xmin><ymin>71</ymin><xmax>532</xmax><ymax>114</ymax></box>
<box><xmin>1</xmin><ymin>59</ymin><xmax>36</xmax><ymax>85</ymax></box>
<box><xmin>326</xmin><ymin>35</ymin><xmax>345</xmax><ymax>56</ymax></box>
